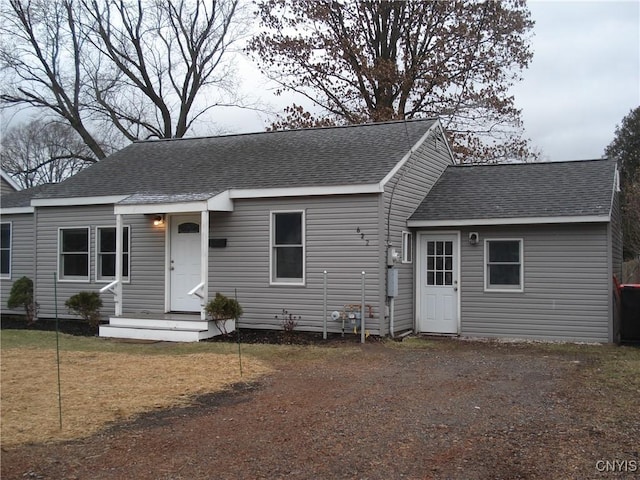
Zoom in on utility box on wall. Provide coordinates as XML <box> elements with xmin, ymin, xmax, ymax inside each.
<box><xmin>388</xmin><ymin>268</ymin><xmax>398</xmax><ymax>297</ymax></box>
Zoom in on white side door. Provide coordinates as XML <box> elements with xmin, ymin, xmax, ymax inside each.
<box><xmin>417</xmin><ymin>233</ymin><xmax>459</xmax><ymax>334</ymax></box>
<box><xmin>170</xmin><ymin>215</ymin><xmax>202</xmax><ymax>312</ymax></box>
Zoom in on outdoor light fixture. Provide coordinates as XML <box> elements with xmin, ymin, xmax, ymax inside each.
<box><xmin>153</xmin><ymin>215</ymin><xmax>164</xmax><ymax>226</ymax></box>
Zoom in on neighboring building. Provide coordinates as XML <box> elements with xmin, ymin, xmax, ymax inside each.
<box><xmin>1</xmin><ymin>171</ymin><xmax>21</xmax><ymax>196</ymax></box>
<box><xmin>0</xmin><ymin>120</ymin><xmax>622</xmax><ymax>343</ymax></box>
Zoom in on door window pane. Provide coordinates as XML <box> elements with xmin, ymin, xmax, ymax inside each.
<box><xmin>426</xmin><ymin>240</ymin><xmax>454</xmax><ymax>286</ymax></box>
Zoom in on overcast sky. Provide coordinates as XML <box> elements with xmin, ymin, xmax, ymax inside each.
<box><xmin>219</xmin><ymin>0</ymin><xmax>640</xmax><ymax>162</ymax></box>
<box><xmin>511</xmin><ymin>0</ymin><xmax>640</xmax><ymax>161</ymax></box>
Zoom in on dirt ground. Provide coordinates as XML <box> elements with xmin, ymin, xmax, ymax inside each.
<box><xmin>2</xmin><ymin>337</ymin><xmax>639</xmax><ymax>480</ymax></box>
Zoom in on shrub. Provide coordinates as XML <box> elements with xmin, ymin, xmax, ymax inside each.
<box><xmin>7</xmin><ymin>276</ymin><xmax>38</xmax><ymax>325</ymax></box>
<box><xmin>275</xmin><ymin>309</ymin><xmax>300</xmax><ymax>340</ymax></box>
<box><xmin>205</xmin><ymin>292</ymin><xmax>242</xmax><ymax>335</ymax></box>
<box><xmin>65</xmin><ymin>291</ymin><xmax>103</xmax><ymax>332</ymax></box>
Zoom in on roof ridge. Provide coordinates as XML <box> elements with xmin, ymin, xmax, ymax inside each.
<box><xmin>451</xmin><ymin>158</ymin><xmax>611</xmax><ymax>168</ymax></box>
<box><xmin>130</xmin><ymin>118</ymin><xmax>440</xmax><ymax>145</ymax></box>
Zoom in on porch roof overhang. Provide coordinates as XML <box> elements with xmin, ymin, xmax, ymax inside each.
<box><xmin>0</xmin><ymin>206</ymin><xmax>34</xmax><ymax>214</ymax></box>
<box><xmin>407</xmin><ymin>214</ymin><xmax>611</xmax><ymax>228</ymax></box>
<box><xmin>114</xmin><ymin>191</ymin><xmax>233</xmax><ymax>215</ymax></box>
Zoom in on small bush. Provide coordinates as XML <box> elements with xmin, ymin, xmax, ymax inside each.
<box><xmin>275</xmin><ymin>309</ymin><xmax>300</xmax><ymax>341</ymax></box>
<box><xmin>205</xmin><ymin>293</ymin><xmax>242</xmax><ymax>335</ymax></box>
<box><xmin>65</xmin><ymin>291</ymin><xmax>103</xmax><ymax>332</ymax></box>
<box><xmin>7</xmin><ymin>276</ymin><xmax>38</xmax><ymax>325</ymax></box>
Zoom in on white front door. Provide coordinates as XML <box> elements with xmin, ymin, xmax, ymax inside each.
<box><xmin>417</xmin><ymin>233</ymin><xmax>459</xmax><ymax>334</ymax></box>
<box><xmin>170</xmin><ymin>215</ymin><xmax>202</xmax><ymax>312</ymax></box>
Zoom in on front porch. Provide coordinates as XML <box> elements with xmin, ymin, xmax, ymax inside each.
<box><xmin>99</xmin><ymin>312</ymin><xmax>235</xmax><ymax>342</ymax></box>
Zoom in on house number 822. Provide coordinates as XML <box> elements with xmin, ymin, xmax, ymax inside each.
<box><xmin>356</xmin><ymin>227</ymin><xmax>370</xmax><ymax>246</ymax></box>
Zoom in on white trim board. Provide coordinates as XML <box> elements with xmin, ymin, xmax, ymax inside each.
<box><xmin>229</xmin><ymin>183</ymin><xmax>383</xmax><ymax>199</ymax></box>
<box><xmin>0</xmin><ymin>207</ymin><xmax>34</xmax><ymax>215</ymax></box>
<box><xmin>407</xmin><ymin>215</ymin><xmax>610</xmax><ymax>228</ymax></box>
<box><xmin>32</xmin><ymin>195</ymin><xmax>128</xmax><ymax>207</ymax></box>
<box><xmin>115</xmin><ymin>201</ymin><xmax>209</xmax><ymax>215</ymax></box>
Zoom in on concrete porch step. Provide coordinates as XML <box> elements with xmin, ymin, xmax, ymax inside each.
<box><xmin>99</xmin><ymin>314</ymin><xmax>235</xmax><ymax>342</ymax></box>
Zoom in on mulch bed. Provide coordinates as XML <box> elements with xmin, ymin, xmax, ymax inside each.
<box><xmin>1</xmin><ymin>315</ymin><xmax>95</xmax><ymax>336</ymax></box>
<box><xmin>1</xmin><ymin>314</ymin><xmax>379</xmax><ymax>346</ymax></box>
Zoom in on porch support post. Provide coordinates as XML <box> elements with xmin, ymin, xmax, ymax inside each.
<box><xmin>115</xmin><ymin>213</ymin><xmax>123</xmax><ymax>316</ymax></box>
<box><xmin>200</xmin><ymin>210</ymin><xmax>209</xmax><ymax>320</ymax></box>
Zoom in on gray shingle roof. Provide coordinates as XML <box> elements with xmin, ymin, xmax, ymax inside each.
<box><xmin>1</xmin><ymin>183</ymin><xmax>57</xmax><ymax>208</ymax></box>
<box><xmin>409</xmin><ymin>159</ymin><xmax>616</xmax><ymax>223</ymax></box>
<box><xmin>34</xmin><ymin>119</ymin><xmax>437</xmax><ymax>200</ymax></box>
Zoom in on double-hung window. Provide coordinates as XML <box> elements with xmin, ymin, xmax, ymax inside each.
<box><xmin>485</xmin><ymin>239</ymin><xmax>523</xmax><ymax>291</ymax></box>
<box><xmin>271</xmin><ymin>211</ymin><xmax>305</xmax><ymax>285</ymax></box>
<box><xmin>0</xmin><ymin>222</ymin><xmax>11</xmax><ymax>279</ymax></box>
<box><xmin>96</xmin><ymin>226</ymin><xmax>130</xmax><ymax>282</ymax></box>
<box><xmin>59</xmin><ymin>227</ymin><xmax>90</xmax><ymax>281</ymax></box>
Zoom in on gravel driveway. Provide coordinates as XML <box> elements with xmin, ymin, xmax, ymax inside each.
<box><xmin>2</xmin><ymin>338</ymin><xmax>638</xmax><ymax>479</ymax></box>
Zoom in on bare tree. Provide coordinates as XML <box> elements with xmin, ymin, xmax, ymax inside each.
<box><xmin>83</xmin><ymin>0</ymin><xmax>244</xmax><ymax>140</ymax></box>
<box><xmin>0</xmin><ymin>0</ymin><xmax>109</xmax><ymax>159</ymax></box>
<box><xmin>1</xmin><ymin>0</ymin><xmax>246</xmax><ymax>157</ymax></box>
<box><xmin>606</xmin><ymin>106</ymin><xmax>640</xmax><ymax>259</ymax></box>
<box><xmin>249</xmin><ymin>0</ymin><xmax>536</xmax><ymax>162</ymax></box>
<box><xmin>1</xmin><ymin>119</ymin><xmax>95</xmax><ymax>188</ymax></box>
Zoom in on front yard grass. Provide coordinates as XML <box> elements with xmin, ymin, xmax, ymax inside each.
<box><xmin>1</xmin><ymin>329</ymin><xmax>363</xmax><ymax>447</ymax></box>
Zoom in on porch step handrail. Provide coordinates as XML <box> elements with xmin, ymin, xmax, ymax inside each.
<box><xmin>188</xmin><ymin>282</ymin><xmax>206</xmax><ymax>300</ymax></box>
<box><xmin>100</xmin><ymin>279</ymin><xmax>119</xmax><ymax>295</ymax></box>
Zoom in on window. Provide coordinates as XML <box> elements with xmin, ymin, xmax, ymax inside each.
<box><xmin>271</xmin><ymin>211</ymin><xmax>305</xmax><ymax>284</ymax></box>
<box><xmin>96</xmin><ymin>226</ymin><xmax>130</xmax><ymax>281</ymax></box>
<box><xmin>59</xmin><ymin>228</ymin><xmax>90</xmax><ymax>281</ymax></box>
<box><xmin>426</xmin><ymin>240</ymin><xmax>454</xmax><ymax>286</ymax></box>
<box><xmin>402</xmin><ymin>231</ymin><xmax>413</xmax><ymax>263</ymax></box>
<box><xmin>1</xmin><ymin>222</ymin><xmax>11</xmax><ymax>278</ymax></box>
<box><xmin>178</xmin><ymin>222</ymin><xmax>199</xmax><ymax>234</ymax></box>
<box><xmin>485</xmin><ymin>239</ymin><xmax>523</xmax><ymax>291</ymax></box>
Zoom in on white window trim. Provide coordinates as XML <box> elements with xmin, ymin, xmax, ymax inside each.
<box><xmin>401</xmin><ymin>231</ymin><xmax>413</xmax><ymax>264</ymax></box>
<box><xmin>95</xmin><ymin>225</ymin><xmax>131</xmax><ymax>283</ymax></box>
<box><xmin>269</xmin><ymin>209</ymin><xmax>306</xmax><ymax>286</ymax></box>
<box><xmin>484</xmin><ymin>238</ymin><xmax>524</xmax><ymax>293</ymax></box>
<box><xmin>58</xmin><ymin>227</ymin><xmax>90</xmax><ymax>283</ymax></box>
<box><xmin>0</xmin><ymin>222</ymin><xmax>12</xmax><ymax>279</ymax></box>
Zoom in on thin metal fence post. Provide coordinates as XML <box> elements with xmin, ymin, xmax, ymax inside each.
<box><xmin>54</xmin><ymin>272</ymin><xmax>62</xmax><ymax>429</ymax></box>
<box><xmin>361</xmin><ymin>271</ymin><xmax>366</xmax><ymax>344</ymax></box>
<box><xmin>323</xmin><ymin>271</ymin><xmax>328</xmax><ymax>340</ymax></box>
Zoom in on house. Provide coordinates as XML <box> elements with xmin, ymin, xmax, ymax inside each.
<box><xmin>0</xmin><ymin>119</ymin><xmax>621</xmax><ymax>343</ymax></box>
<box><xmin>1</xmin><ymin>171</ymin><xmax>21</xmax><ymax>196</ymax></box>
<box><xmin>1</xmin><ymin>119</ymin><xmax>452</xmax><ymax>340</ymax></box>
<box><xmin>408</xmin><ymin>159</ymin><xmax>622</xmax><ymax>343</ymax></box>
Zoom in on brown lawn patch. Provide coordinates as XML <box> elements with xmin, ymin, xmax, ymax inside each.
<box><xmin>1</xmin><ymin>347</ymin><xmax>271</xmax><ymax>447</ymax></box>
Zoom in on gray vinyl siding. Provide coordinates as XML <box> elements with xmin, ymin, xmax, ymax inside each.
<box><xmin>33</xmin><ymin>205</ymin><xmax>165</xmax><ymax>319</ymax></box>
<box><xmin>1</xmin><ymin>176</ymin><xmax>18</xmax><ymax>195</ymax></box>
<box><xmin>458</xmin><ymin>224</ymin><xmax>611</xmax><ymax>342</ymax></box>
<box><xmin>383</xmin><ymin>127</ymin><xmax>454</xmax><ymax>334</ymax></box>
<box><xmin>0</xmin><ymin>213</ymin><xmax>35</xmax><ymax>314</ymax></box>
<box><xmin>208</xmin><ymin>194</ymin><xmax>384</xmax><ymax>334</ymax></box>
<box><xmin>121</xmin><ymin>213</ymin><xmax>165</xmax><ymax>315</ymax></box>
